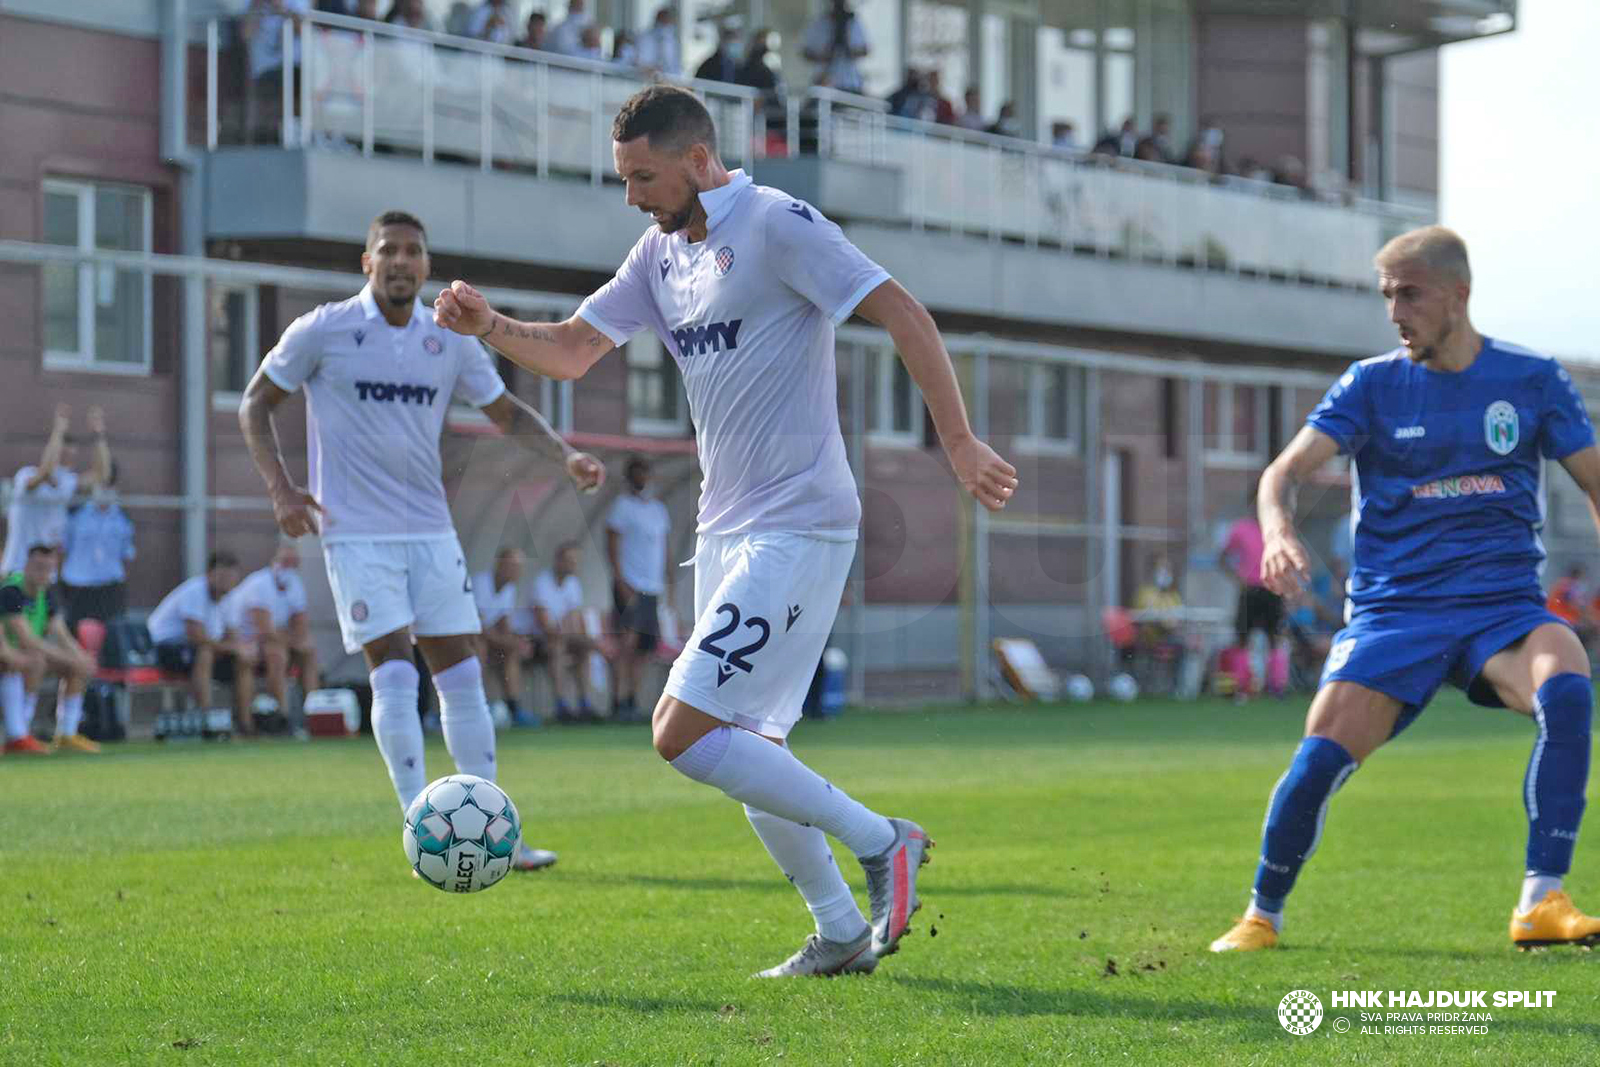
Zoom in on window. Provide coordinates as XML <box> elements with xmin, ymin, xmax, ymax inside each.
<box><xmin>1017</xmin><ymin>361</ymin><xmax>1085</xmax><ymax>453</ymax></box>
<box><xmin>42</xmin><ymin>180</ymin><xmax>153</xmax><ymax>373</ymax></box>
<box><xmin>627</xmin><ymin>335</ymin><xmax>689</xmax><ymax>436</ymax></box>
<box><xmin>1203</xmin><ymin>382</ymin><xmax>1269</xmax><ymax>466</ymax></box>
<box><xmin>866</xmin><ymin>347</ymin><xmax>922</xmax><ymax>446</ymax></box>
<box><xmin>209</xmin><ymin>283</ymin><xmax>260</xmax><ymax>403</ymax></box>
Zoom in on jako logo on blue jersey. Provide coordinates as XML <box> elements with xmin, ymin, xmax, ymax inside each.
<box><xmin>354</xmin><ymin>380</ymin><xmax>439</xmax><ymax>405</ymax></box>
<box><xmin>671</xmin><ymin>319</ymin><xmax>743</xmax><ymax>358</ymax></box>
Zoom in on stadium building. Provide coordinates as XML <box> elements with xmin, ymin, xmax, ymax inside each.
<box><xmin>9</xmin><ymin>0</ymin><xmax>1584</xmax><ymax>699</ymax></box>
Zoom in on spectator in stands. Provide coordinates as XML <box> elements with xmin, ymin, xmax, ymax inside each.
<box><xmin>1</xmin><ymin>545</ymin><xmax>98</xmax><ymax>753</ymax></box>
<box><xmin>987</xmin><ymin>101</ymin><xmax>1021</xmax><ymax>138</ymax></box>
<box><xmin>147</xmin><ymin>552</ymin><xmax>254</xmax><ymax>735</ymax></box>
<box><xmin>4</xmin><ymin>404</ymin><xmax>112</xmax><ymax>577</ymax></box>
<box><xmin>1132</xmin><ymin>551</ymin><xmax>1186</xmax><ymax>693</ymax></box>
<box><xmin>696</xmin><ymin>25</ymin><xmax>744</xmax><ymax>84</ymax></box>
<box><xmin>1113</xmin><ymin>116</ymin><xmax>1138</xmax><ymax>156</ymax></box>
<box><xmin>926</xmin><ymin>69</ymin><xmax>956</xmax><ymax>125</ymax></box>
<box><xmin>548</xmin><ymin>0</ymin><xmax>593</xmax><ymax>56</ymax></box>
<box><xmin>606</xmin><ymin>456</ymin><xmax>672</xmax><ymax>724</ymax></box>
<box><xmin>315</xmin><ymin>0</ymin><xmax>376</xmax><ymax>15</ymax></box>
<box><xmin>1050</xmin><ymin>120</ymin><xmax>1078</xmax><ymax>150</ymax></box>
<box><xmin>474</xmin><ymin>546</ymin><xmax>537</xmax><ymax>727</ymax></box>
<box><xmin>736</xmin><ymin>28</ymin><xmax>781</xmax><ymax>97</ymax></box>
<box><xmin>517</xmin><ymin>9</ymin><xmax>546</xmax><ymax>49</ymax></box>
<box><xmin>636</xmin><ymin>6</ymin><xmax>682</xmax><ymax>77</ymax></box>
<box><xmin>1150</xmin><ymin>113</ymin><xmax>1175</xmax><ymax>162</ymax></box>
<box><xmin>384</xmin><ymin>0</ymin><xmax>433</xmax><ymax>29</ymax></box>
<box><xmin>612</xmin><ymin>29</ymin><xmax>639</xmax><ymax>66</ymax></box>
<box><xmin>1184</xmin><ymin>141</ymin><xmax>1222</xmax><ymax>177</ymax></box>
<box><xmin>957</xmin><ymin>87</ymin><xmax>985</xmax><ymax>131</ymax></box>
<box><xmin>802</xmin><ymin>0</ymin><xmax>869</xmax><ymax>95</ymax></box>
<box><xmin>243</xmin><ymin>0</ymin><xmax>310</xmax><ymax>144</ymax></box>
<box><xmin>1221</xmin><ymin>481</ymin><xmax>1287</xmax><ymax>697</ymax></box>
<box><xmin>574</xmin><ymin>23</ymin><xmax>605</xmax><ymax>61</ymax></box>
<box><xmin>1275</xmin><ymin>155</ymin><xmax>1314</xmax><ymax>198</ymax></box>
<box><xmin>224</xmin><ymin>541</ymin><xmax>319</xmax><ymax>731</ymax></box>
<box><xmin>532</xmin><ymin>541</ymin><xmax>597</xmax><ymax>724</ymax></box>
<box><xmin>887</xmin><ymin>68</ymin><xmax>931</xmax><ymax>120</ymax></box>
<box><xmin>1133</xmin><ymin>136</ymin><xmax>1164</xmax><ymax>163</ymax></box>
<box><xmin>465</xmin><ymin>0</ymin><xmax>515</xmax><ymax>43</ymax></box>
<box><xmin>59</xmin><ymin>469</ymin><xmax>135</xmax><ymax>630</ymax></box>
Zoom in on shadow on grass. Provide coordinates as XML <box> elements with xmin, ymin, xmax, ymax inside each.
<box><xmin>563</xmin><ymin>872</ymin><xmax>1077</xmax><ymax>899</ymax></box>
<box><xmin>892</xmin><ymin>976</ymin><xmax>1600</xmax><ymax>1040</ymax></box>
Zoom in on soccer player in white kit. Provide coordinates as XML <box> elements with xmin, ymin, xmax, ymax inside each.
<box><xmin>434</xmin><ymin>87</ymin><xmax>1019</xmax><ymax>973</ymax></box>
<box><xmin>240</xmin><ymin>211</ymin><xmax>605</xmax><ymax>874</ymax></box>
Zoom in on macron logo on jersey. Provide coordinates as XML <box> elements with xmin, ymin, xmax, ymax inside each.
<box><xmin>354</xmin><ymin>380</ymin><xmax>440</xmax><ymax>405</ymax></box>
<box><xmin>1410</xmin><ymin>473</ymin><xmax>1506</xmax><ymax>500</ymax></box>
<box><xmin>671</xmin><ymin>319</ymin><xmax>743</xmax><ymax>359</ymax></box>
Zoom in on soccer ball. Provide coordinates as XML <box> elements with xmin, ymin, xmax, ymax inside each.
<box><xmin>403</xmin><ymin>774</ymin><xmax>522</xmax><ymax>893</ymax></box>
<box><xmin>1065</xmin><ymin>674</ymin><xmax>1095</xmax><ymax>702</ymax></box>
<box><xmin>1108</xmin><ymin>672</ymin><xmax>1139</xmax><ymax>703</ymax></box>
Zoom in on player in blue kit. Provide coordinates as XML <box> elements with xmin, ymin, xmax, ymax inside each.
<box><xmin>1210</xmin><ymin>226</ymin><xmax>1600</xmax><ymax>952</ymax></box>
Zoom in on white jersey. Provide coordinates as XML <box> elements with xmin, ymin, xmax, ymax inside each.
<box><xmin>148</xmin><ymin>575</ymin><xmax>225</xmax><ymax>645</ymax></box>
<box><xmin>472</xmin><ymin>571</ymin><xmax>518</xmax><ymax>627</ymax></box>
<box><xmin>223</xmin><ymin>566</ymin><xmax>308</xmax><ymax>639</ymax></box>
<box><xmin>606</xmin><ymin>493</ymin><xmax>671</xmax><ymax>594</ymax></box>
<box><xmin>577</xmin><ymin>171</ymin><xmax>887</xmax><ymax>538</ymax></box>
<box><xmin>3</xmin><ymin>467</ymin><xmax>78</xmax><ymax>574</ymax></box>
<box><xmin>261</xmin><ymin>285</ymin><xmax>506</xmax><ymax>543</ymax></box>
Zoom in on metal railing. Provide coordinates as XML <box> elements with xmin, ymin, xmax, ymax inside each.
<box><xmin>802</xmin><ymin>87</ymin><xmax>1432</xmax><ymax>289</ymax></box>
<box><xmin>201</xmin><ymin>10</ymin><xmax>767</xmax><ymax>179</ymax></box>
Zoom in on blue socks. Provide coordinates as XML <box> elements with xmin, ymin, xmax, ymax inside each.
<box><xmin>1251</xmin><ymin>736</ymin><xmax>1358</xmax><ymax>915</ymax></box>
<box><xmin>1524</xmin><ymin>673</ymin><xmax>1591</xmax><ymax>878</ymax></box>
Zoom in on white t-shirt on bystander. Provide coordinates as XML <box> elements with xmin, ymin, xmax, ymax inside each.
<box><xmin>530</xmin><ymin>571</ymin><xmax>584</xmax><ymax>633</ymax></box>
<box><xmin>2</xmin><ymin>467</ymin><xmax>78</xmax><ymax>575</ymax></box>
<box><xmin>148</xmin><ymin>576</ymin><xmax>226</xmax><ymax>645</ymax></box>
<box><xmin>606</xmin><ymin>493</ymin><xmax>671</xmax><ymax>595</ymax></box>
<box><xmin>223</xmin><ymin>566</ymin><xmax>308</xmax><ymax>640</ymax></box>
<box><xmin>473</xmin><ymin>571</ymin><xmax>518</xmax><ymax>628</ymax></box>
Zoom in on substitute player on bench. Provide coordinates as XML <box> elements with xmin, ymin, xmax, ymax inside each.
<box><xmin>1210</xmin><ymin>226</ymin><xmax>1600</xmax><ymax>952</ymax></box>
<box><xmin>240</xmin><ymin>210</ymin><xmax>605</xmax><ymax>874</ymax></box>
<box><xmin>435</xmin><ymin>86</ymin><xmax>1018</xmax><ymax>974</ymax></box>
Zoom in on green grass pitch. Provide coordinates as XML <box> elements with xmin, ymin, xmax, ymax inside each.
<box><xmin>3</xmin><ymin>694</ymin><xmax>1597</xmax><ymax>1065</ymax></box>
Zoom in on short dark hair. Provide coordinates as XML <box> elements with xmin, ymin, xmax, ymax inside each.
<box><xmin>26</xmin><ymin>543</ymin><xmax>55</xmax><ymax>559</ymax></box>
<box><xmin>208</xmin><ymin>551</ymin><xmax>240</xmax><ymax>571</ymax></box>
<box><xmin>612</xmin><ymin>85</ymin><xmax>717</xmax><ymax>156</ymax></box>
<box><xmin>366</xmin><ymin>210</ymin><xmax>427</xmax><ymax>251</ymax></box>
<box><xmin>495</xmin><ymin>545</ymin><xmax>522</xmax><ymax>561</ymax></box>
<box><xmin>626</xmin><ymin>455</ymin><xmax>651</xmax><ymax>479</ymax></box>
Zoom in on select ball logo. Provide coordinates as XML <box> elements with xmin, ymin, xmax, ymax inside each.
<box><xmin>1278</xmin><ymin>990</ymin><xmax>1324</xmax><ymax>1035</ymax></box>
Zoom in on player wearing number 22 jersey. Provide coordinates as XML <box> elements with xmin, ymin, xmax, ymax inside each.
<box><xmin>433</xmin><ymin>86</ymin><xmax>1019</xmax><ymax>974</ymax></box>
<box><xmin>1210</xmin><ymin>225</ymin><xmax>1600</xmax><ymax>954</ymax></box>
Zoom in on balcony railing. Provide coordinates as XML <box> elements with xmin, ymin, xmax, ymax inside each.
<box><xmin>199</xmin><ymin>11</ymin><xmax>1428</xmax><ymax>289</ymax></box>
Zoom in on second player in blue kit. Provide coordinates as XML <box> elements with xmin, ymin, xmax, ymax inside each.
<box><xmin>1210</xmin><ymin>225</ymin><xmax>1600</xmax><ymax>952</ymax></box>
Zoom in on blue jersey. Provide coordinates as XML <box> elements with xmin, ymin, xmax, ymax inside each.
<box><xmin>1307</xmin><ymin>338</ymin><xmax>1594</xmax><ymax>611</ymax></box>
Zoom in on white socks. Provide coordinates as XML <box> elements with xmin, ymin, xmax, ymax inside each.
<box><xmin>1</xmin><ymin>674</ymin><xmax>27</xmax><ymax>739</ymax></box>
<box><xmin>56</xmin><ymin>691</ymin><xmax>84</xmax><ymax>737</ymax></box>
<box><xmin>1519</xmin><ymin>873</ymin><xmax>1563</xmax><ymax>914</ymax></box>
<box><xmin>434</xmin><ymin>656</ymin><xmax>496</xmax><ymax>782</ymax></box>
<box><xmin>671</xmin><ymin>726</ymin><xmax>895</xmax><ymax>858</ymax></box>
<box><xmin>1245</xmin><ymin>901</ymin><xmax>1283</xmax><ymax>932</ymax></box>
<box><xmin>370</xmin><ymin>658</ymin><xmax>425</xmax><ymax>812</ymax></box>
<box><xmin>746</xmin><ymin>805</ymin><xmax>869</xmax><ymax>943</ymax></box>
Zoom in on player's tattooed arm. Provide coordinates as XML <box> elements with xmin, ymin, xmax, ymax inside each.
<box><xmin>1257</xmin><ymin>426</ymin><xmax>1341</xmax><ymax>597</ymax></box>
<box><xmin>479</xmin><ymin>392</ymin><xmax>606</xmax><ymax>493</ymax></box>
<box><xmin>433</xmin><ymin>280</ymin><xmax>613</xmax><ymax>380</ymax></box>
<box><xmin>239</xmin><ymin>369</ymin><xmax>322</xmax><ymax>538</ymax></box>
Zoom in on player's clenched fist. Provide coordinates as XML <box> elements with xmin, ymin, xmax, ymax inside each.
<box><xmin>566</xmin><ymin>451</ymin><xmax>606</xmax><ymax>494</ymax></box>
<box><xmin>947</xmin><ymin>436</ymin><xmax>1019</xmax><ymax>512</ymax></box>
<box><xmin>271</xmin><ymin>484</ymin><xmax>322</xmax><ymax>538</ymax></box>
<box><xmin>434</xmin><ymin>280</ymin><xmax>494</xmax><ymax>338</ymax></box>
<box><xmin>1260</xmin><ymin>529</ymin><xmax>1309</xmax><ymax>598</ymax></box>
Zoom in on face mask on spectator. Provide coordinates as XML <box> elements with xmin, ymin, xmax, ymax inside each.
<box><xmin>1154</xmin><ymin>567</ymin><xmax>1173</xmax><ymax>590</ymax></box>
<box><xmin>726</xmin><ymin>40</ymin><xmax>745</xmax><ymax>63</ymax></box>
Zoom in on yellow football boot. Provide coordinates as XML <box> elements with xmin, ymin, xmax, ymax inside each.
<box><xmin>1511</xmin><ymin>890</ymin><xmax>1600</xmax><ymax>949</ymax></box>
<box><xmin>1209</xmin><ymin>915</ymin><xmax>1279</xmax><ymax>953</ymax></box>
<box><xmin>55</xmin><ymin>733</ymin><xmax>102</xmax><ymax>754</ymax></box>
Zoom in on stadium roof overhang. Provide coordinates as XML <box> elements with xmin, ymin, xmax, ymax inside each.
<box><xmin>1191</xmin><ymin>0</ymin><xmax>1516</xmax><ymax>56</ymax></box>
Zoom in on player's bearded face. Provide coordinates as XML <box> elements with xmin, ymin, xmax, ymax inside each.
<box><xmin>1381</xmin><ymin>263</ymin><xmax>1459</xmax><ymax>363</ymax></box>
<box><xmin>362</xmin><ymin>225</ymin><xmax>429</xmax><ymax>307</ymax></box>
<box><xmin>617</xmin><ymin>139</ymin><xmax>702</xmax><ymax>234</ymax></box>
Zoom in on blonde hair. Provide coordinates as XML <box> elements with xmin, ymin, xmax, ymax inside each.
<box><xmin>1374</xmin><ymin>225</ymin><xmax>1472</xmax><ymax>286</ymax></box>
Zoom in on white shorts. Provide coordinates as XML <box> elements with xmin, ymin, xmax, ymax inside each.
<box><xmin>665</xmin><ymin>531</ymin><xmax>855</xmax><ymax>739</ymax></box>
<box><xmin>323</xmin><ymin>537</ymin><xmax>481</xmax><ymax>654</ymax></box>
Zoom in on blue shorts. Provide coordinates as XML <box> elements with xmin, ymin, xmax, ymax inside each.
<box><xmin>1320</xmin><ymin>596</ymin><xmax>1568</xmax><ymax>736</ymax></box>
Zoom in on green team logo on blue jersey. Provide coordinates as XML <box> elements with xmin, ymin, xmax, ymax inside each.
<box><xmin>1484</xmin><ymin>400</ymin><xmax>1519</xmax><ymax>456</ymax></box>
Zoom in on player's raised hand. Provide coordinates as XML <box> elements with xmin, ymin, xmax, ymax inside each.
<box><xmin>434</xmin><ymin>280</ymin><xmax>494</xmax><ymax>338</ymax></box>
<box><xmin>85</xmin><ymin>405</ymin><xmax>106</xmax><ymax>436</ymax></box>
<box><xmin>271</xmin><ymin>483</ymin><xmax>323</xmax><ymax>538</ymax></box>
<box><xmin>1261</xmin><ymin>529</ymin><xmax>1311</xmax><ymax>598</ymax></box>
<box><xmin>52</xmin><ymin>402</ymin><xmax>71</xmax><ymax>437</ymax></box>
<box><xmin>947</xmin><ymin>436</ymin><xmax>1019</xmax><ymax>512</ymax></box>
<box><xmin>566</xmin><ymin>451</ymin><xmax>606</xmax><ymax>494</ymax></box>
